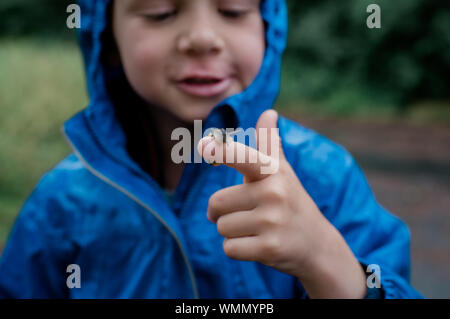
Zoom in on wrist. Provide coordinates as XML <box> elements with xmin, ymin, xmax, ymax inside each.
<box><xmin>296</xmin><ymin>221</ymin><xmax>367</xmax><ymax>298</ymax></box>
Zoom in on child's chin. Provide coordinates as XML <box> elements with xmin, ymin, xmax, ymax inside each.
<box><xmin>173</xmin><ymin>105</ymin><xmax>214</xmax><ymax>123</ymax></box>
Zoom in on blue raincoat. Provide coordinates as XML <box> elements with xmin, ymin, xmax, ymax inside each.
<box><xmin>0</xmin><ymin>0</ymin><xmax>422</xmax><ymax>298</ymax></box>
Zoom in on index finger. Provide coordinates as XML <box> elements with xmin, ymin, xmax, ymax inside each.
<box><xmin>197</xmin><ymin>136</ymin><xmax>275</xmax><ymax>182</ymax></box>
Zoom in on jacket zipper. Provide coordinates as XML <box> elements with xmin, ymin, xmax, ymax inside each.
<box><xmin>62</xmin><ymin>129</ymin><xmax>199</xmax><ymax>299</ymax></box>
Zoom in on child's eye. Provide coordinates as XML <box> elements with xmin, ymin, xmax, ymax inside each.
<box><xmin>145</xmin><ymin>11</ymin><xmax>177</xmax><ymax>22</ymax></box>
<box><xmin>219</xmin><ymin>9</ymin><xmax>247</xmax><ymax>19</ymax></box>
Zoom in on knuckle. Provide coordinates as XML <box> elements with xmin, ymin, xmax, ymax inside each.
<box><xmin>216</xmin><ymin>217</ymin><xmax>227</xmax><ymax>237</ymax></box>
<box><xmin>209</xmin><ymin>192</ymin><xmax>225</xmax><ymax>212</ymax></box>
<box><xmin>223</xmin><ymin>239</ymin><xmax>234</xmax><ymax>258</ymax></box>
<box><xmin>262</xmin><ymin>235</ymin><xmax>282</xmax><ymax>257</ymax></box>
<box><xmin>260</xmin><ymin>211</ymin><xmax>286</xmax><ymax>229</ymax></box>
<box><xmin>264</xmin><ymin>185</ymin><xmax>285</xmax><ymax>204</ymax></box>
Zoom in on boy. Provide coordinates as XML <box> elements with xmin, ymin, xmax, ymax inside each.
<box><xmin>0</xmin><ymin>0</ymin><xmax>422</xmax><ymax>298</ymax></box>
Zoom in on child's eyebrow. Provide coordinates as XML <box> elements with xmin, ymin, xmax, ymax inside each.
<box><xmin>125</xmin><ymin>0</ymin><xmax>261</xmax><ymax>9</ymax></box>
<box><xmin>124</xmin><ymin>0</ymin><xmax>172</xmax><ymax>11</ymax></box>
<box><xmin>218</xmin><ymin>0</ymin><xmax>261</xmax><ymax>5</ymax></box>
<box><xmin>123</xmin><ymin>0</ymin><xmax>145</xmax><ymax>10</ymax></box>
<box><xmin>121</xmin><ymin>0</ymin><xmax>262</xmax><ymax>14</ymax></box>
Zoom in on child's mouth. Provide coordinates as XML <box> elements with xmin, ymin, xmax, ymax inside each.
<box><xmin>177</xmin><ymin>77</ymin><xmax>232</xmax><ymax>97</ymax></box>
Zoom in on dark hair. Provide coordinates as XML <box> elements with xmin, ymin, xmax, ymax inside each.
<box><xmin>100</xmin><ymin>0</ymin><xmax>166</xmax><ymax>185</ymax></box>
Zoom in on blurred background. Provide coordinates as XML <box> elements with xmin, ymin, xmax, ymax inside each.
<box><xmin>0</xmin><ymin>0</ymin><xmax>448</xmax><ymax>298</ymax></box>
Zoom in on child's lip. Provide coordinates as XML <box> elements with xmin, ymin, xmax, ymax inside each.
<box><xmin>176</xmin><ymin>77</ymin><xmax>232</xmax><ymax>97</ymax></box>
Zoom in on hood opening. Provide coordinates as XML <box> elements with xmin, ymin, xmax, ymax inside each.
<box><xmin>72</xmin><ymin>0</ymin><xmax>287</xmax><ymax>190</ymax></box>
<box><xmin>101</xmin><ymin>0</ymin><xmax>166</xmax><ymax>186</ymax></box>
<box><xmin>97</xmin><ymin>0</ymin><xmax>267</xmax><ymax>188</ymax></box>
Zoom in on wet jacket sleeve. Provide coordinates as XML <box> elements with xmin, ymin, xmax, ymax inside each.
<box><xmin>0</xmin><ymin>185</ymin><xmax>76</xmax><ymax>298</ymax></box>
<box><xmin>325</xmin><ymin>155</ymin><xmax>423</xmax><ymax>299</ymax></box>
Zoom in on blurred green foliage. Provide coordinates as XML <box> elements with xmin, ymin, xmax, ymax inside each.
<box><xmin>283</xmin><ymin>0</ymin><xmax>450</xmax><ymax>111</ymax></box>
<box><xmin>0</xmin><ymin>0</ymin><xmax>74</xmax><ymax>38</ymax></box>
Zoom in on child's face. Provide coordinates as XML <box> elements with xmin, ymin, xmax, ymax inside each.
<box><xmin>112</xmin><ymin>0</ymin><xmax>265</xmax><ymax>122</ymax></box>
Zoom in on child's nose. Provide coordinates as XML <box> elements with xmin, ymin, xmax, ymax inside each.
<box><xmin>177</xmin><ymin>27</ymin><xmax>225</xmax><ymax>56</ymax></box>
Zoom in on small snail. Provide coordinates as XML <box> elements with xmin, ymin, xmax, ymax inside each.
<box><xmin>206</xmin><ymin>128</ymin><xmax>242</xmax><ymax>166</ymax></box>
<box><xmin>207</xmin><ymin>128</ymin><xmax>241</xmax><ymax>145</ymax></box>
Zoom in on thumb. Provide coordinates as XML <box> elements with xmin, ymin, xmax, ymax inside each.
<box><xmin>255</xmin><ymin>109</ymin><xmax>285</xmax><ymax>160</ymax></box>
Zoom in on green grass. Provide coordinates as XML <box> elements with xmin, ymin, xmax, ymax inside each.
<box><xmin>0</xmin><ymin>38</ymin><xmax>87</xmax><ymax>245</ymax></box>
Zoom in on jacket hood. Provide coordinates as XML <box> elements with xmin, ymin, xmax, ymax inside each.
<box><xmin>72</xmin><ymin>0</ymin><xmax>288</xmax><ymax>174</ymax></box>
<box><xmin>1</xmin><ymin>2</ymin><xmax>424</xmax><ymax>299</ymax></box>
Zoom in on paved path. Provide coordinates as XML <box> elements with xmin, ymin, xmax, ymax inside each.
<box><xmin>286</xmin><ymin>113</ymin><xmax>450</xmax><ymax>298</ymax></box>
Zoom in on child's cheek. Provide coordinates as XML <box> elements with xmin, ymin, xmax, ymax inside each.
<box><xmin>125</xmin><ymin>41</ymin><xmax>166</xmax><ymax>97</ymax></box>
<box><xmin>231</xmin><ymin>24</ymin><xmax>265</xmax><ymax>87</ymax></box>
<box><xmin>239</xmin><ymin>42</ymin><xmax>265</xmax><ymax>88</ymax></box>
<box><xmin>132</xmin><ymin>38</ymin><xmax>163</xmax><ymax>73</ymax></box>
